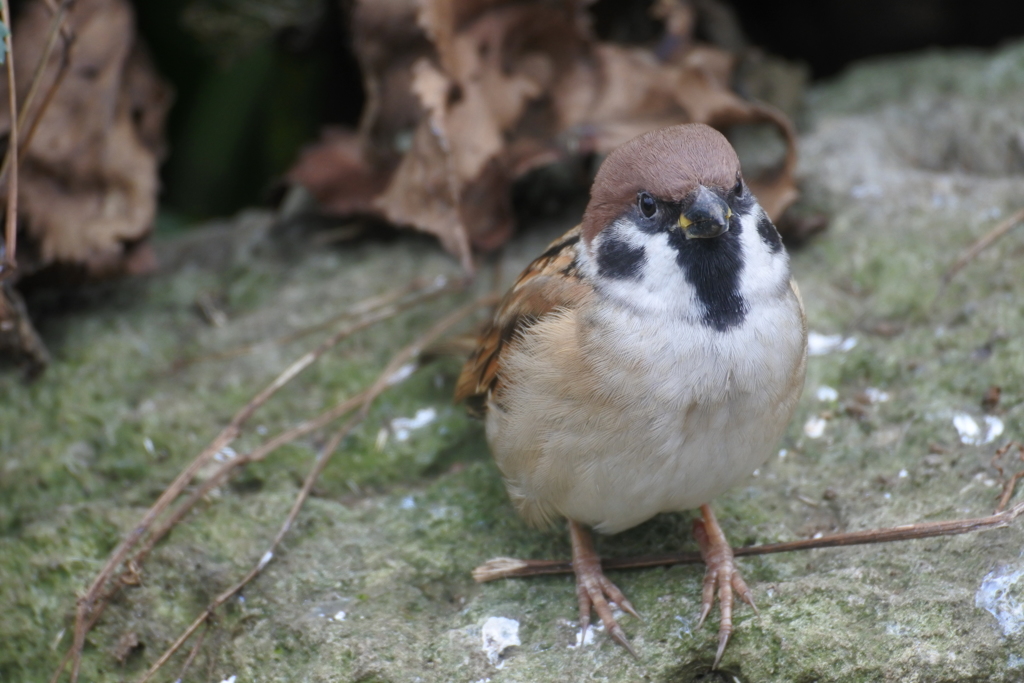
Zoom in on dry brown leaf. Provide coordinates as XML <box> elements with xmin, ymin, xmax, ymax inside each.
<box><xmin>373</xmin><ymin>117</ymin><xmax>473</xmax><ymax>270</ymax></box>
<box><xmin>351</xmin><ymin>0</ymin><xmax>429</xmax><ymax>165</ymax></box>
<box><xmin>0</xmin><ymin>0</ymin><xmax>171</xmax><ymax>278</ymax></box>
<box><xmin>287</xmin><ymin>128</ymin><xmax>391</xmax><ymax>215</ymax></box>
<box><xmin>290</xmin><ymin>0</ymin><xmax>802</xmax><ymax>266</ymax></box>
<box><xmin>558</xmin><ymin>42</ymin><xmax>799</xmax><ymax>219</ymax></box>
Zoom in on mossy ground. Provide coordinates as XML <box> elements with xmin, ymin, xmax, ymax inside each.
<box><xmin>3</xmin><ymin>42</ymin><xmax>1024</xmax><ymax>682</ymax></box>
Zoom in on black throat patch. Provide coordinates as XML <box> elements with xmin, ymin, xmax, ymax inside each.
<box><xmin>669</xmin><ymin>214</ymin><xmax>747</xmax><ymax>332</ymax></box>
<box><xmin>596</xmin><ymin>232</ymin><xmax>646</xmax><ymax>280</ymax></box>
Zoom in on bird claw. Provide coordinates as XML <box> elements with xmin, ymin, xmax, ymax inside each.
<box><xmin>575</xmin><ymin>563</ymin><xmax>640</xmax><ymax>655</ymax></box>
<box><xmin>570</xmin><ymin>521</ymin><xmax>639</xmax><ymax>657</ymax></box>
<box><xmin>693</xmin><ymin>505</ymin><xmax>756</xmax><ymax>669</ymax></box>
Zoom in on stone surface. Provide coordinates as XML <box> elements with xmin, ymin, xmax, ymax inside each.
<box><xmin>3</xmin><ymin>41</ymin><xmax>1024</xmax><ymax>682</ymax></box>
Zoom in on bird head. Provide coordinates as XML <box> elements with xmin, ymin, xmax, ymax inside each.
<box><xmin>578</xmin><ymin>123</ymin><xmax>788</xmax><ymax>331</ymax></box>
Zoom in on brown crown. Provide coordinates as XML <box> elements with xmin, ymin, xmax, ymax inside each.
<box><xmin>580</xmin><ymin>124</ymin><xmax>742</xmax><ymax>242</ymax></box>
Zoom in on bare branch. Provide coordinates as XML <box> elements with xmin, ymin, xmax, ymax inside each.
<box><xmin>171</xmin><ymin>276</ymin><xmax>455</xmax><ymax>370</ymax></box>
<box><xmin>0</xmin><ymin>0</ymin><xmax>19</xmax><ymax>278</ymax></box>
<box><xmin>135</xmin><ymin>412</ymin><xmax>364</xmax><ymax>683</ymax></box>
<box><xmin>992</xmin><ymin>441</ymin><xmax>1024</xmax><ymax>513</ymax></box>
<box><xmin>0</xmin><ymin>0</ymin><xmax>71</xmax><ymax>188</ymax></box>
<box><xmin>474</xmin><ymin>500</ymin><xmax>1024</xmax><ymax>581</ymax></box>
<box><xmin>173</xmin><ymin>620</ymin><xmax>209</xmax><ymax>683</ymax></box>
<box><xmin>135</xmin><ymin>295</ymin><xmax>494</xmax><ymax>683</ymax></box>
<box><xmin>54</xmin><ymin>278</ymin><xmax>466</xmax><ymax>683</ymax></box>
<box><xmin>942</xmin><ymin>207</ymin><xmax>1024</xmax><ymax>285</ymax></box>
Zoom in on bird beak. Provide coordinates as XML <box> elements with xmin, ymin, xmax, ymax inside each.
<box><xmin>678</xmin><ymin>185</ymin><xmax>732</xmax><ymax>239</ymax></box>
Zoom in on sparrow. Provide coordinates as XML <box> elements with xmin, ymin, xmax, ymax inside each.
<box><xmin>456</xmin><ymin>123</ymin><xmax>807</xmax><ymax>667</ymax></box>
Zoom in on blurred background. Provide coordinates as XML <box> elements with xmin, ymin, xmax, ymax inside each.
<box><xmin>134</xmin><ymin>0</ymin><xmax>1024</xmax><ymax>225</ymax></box>
<box><xmin>0</xmin><ymin>0</ymin><xmax>1022</xmax><ymax>372</ymax></box>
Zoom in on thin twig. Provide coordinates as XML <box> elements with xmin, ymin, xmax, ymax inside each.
<box><xmin>0</xmin><ymin>0</ymin><xmax>19</xmax><ymax>278</ymax></box>
<box><xmin>0</xmin><ymin>0</ymin><xmax>70</xmax><ymax>190</ymax></box>
<box><xmin>171</xmin><ymin>276</ymin><xmax>455</xmax><ymax>370</ymax></box>
<box><xmin>135</xmin><ymin>295</ymin><xmax>495</xmax><ymax>683</ymax></box>
<box><xmin>16</xmin><ymin>1</ymin><xmax>65</xmax><ymax>130</ymax></box>
<box><xmin>996</xmin><ymin>472</ymin><xmax>1024</xmax><ymax>515</ymax></box>
<box><xmin>58</xmin><ymin>387</ymin><xmax>383</xmax><ymax>655</ymax></box>
<box><xmin>47</xmin><ymin>388</ymin><xmax>380</xmax><ymax>683</ymax></box>
<box><xmin>173</xmin><ymin>620</ymin><xmax>209</xmax><ymax>683</ymax></box>
<box><xmin>39</xmin><ymin>0</ymin><xmax>74</xmax><ymax>43</ymax></box>
<box><xmin>0</xmin><ymin>0</ymin><xmax>74</xmax><ymax>281</ymax></box>
<box><xmin>992</xmin><ymin>441</ymin><xmax>1024</xmax><ymax>514</ymax></box>
<box><xmin>135</xmin><ymin>413</ymin><xmax>364</xmax><ymax>683</ymax></box>
<box><xmin>942</xmin><ymin>207</ymin><xmax>1024</xmax><ymax>286</ymax></box>
<box><xmin>56</xmin><ymin>279</ymin><xmax>464</xmax><ymax>683</ymax></box>
<box><xmin>131</xmin><ymin>386</ymin><xmax>376</xmax><ymax>568</ymax></box>
<box><xmin>473</xmin><ymin>500</ymin><xmax>1024</xmax><ymax>581</ymax></box>
<box><xmin>15</xmin><ymin>18</ymin><xmax>71</xmax><ymax>166</ymax></box>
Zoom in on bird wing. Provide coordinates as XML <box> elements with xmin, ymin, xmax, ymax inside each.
<box><xmin>454</xmin><ymin>225</ymin><xmax>590</xmax><ymax>416</ymax></box>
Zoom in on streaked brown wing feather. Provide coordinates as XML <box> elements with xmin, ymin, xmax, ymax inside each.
<box><xmin>455</xmin><ymin>225</ymin><xmax>589</xmax><ymax>416</ymax></box>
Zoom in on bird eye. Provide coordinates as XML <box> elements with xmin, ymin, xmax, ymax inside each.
<box><xmin>637</xmin><ymin>192</ymin><xmax>657</xmax><ymax>218</ymax></box>
<box><xmin>732</xmin><ymin>176</ymin><xmax>744</xmax><ymax>196</ymax></box>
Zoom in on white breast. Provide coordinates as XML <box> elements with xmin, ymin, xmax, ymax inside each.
<box><xmin>486</xmin><ymin>211</ymin><xmax>806</xmax><ymax>534</ymax></box>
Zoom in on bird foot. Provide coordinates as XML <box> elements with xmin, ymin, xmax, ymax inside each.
<box><xmin>693</xmin><ymin>504</ymin><xmax>757</xmax><ymax>669</ymax></box>
<box><xmin>570</xmin><ymin>520</ymin><xmax>640</xmax><ymax>656</ymax></box>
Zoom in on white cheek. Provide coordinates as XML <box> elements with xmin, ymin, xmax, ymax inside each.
<box><xmin>580</xmin><ymin>219</ymin><xmax>701</xmax><ymax>318</ymax></box>
<box><xmin>737</xmin><ymin>210</ymin><xmax>791</xmax><ymax>302</ymax></box>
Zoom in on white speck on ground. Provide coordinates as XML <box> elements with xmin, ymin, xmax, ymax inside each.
<box><xmin>953</xmin><ymin>413</ymin><xmax>1004</xmax><ymax>445</ymax></box>
<box><xmin>214</xmin><ymin>446</ymin><xmax>237</xmax><ymax>462</ymax></box>
<box><xmin>333</xmin><ymin>610</ymin><xmax>346</xmax><ymax>622</ymax></box>
<box><xmin>976</xmin><ymin>565</ymin><xmax>1024</xmax><ymax>636</ymax></box>
<box><xmin>400</xmin><ymin>495</ymin><xmax>416</xmax><ymax>509</ymax></box>
<box><xmin>385</xmin><ymin>362</ymin><xmax>418</xmax><ymax>386</ymax></box>
<box><xmin>390</xmin><ymin>407</ymin><xmax>437</xmax><ymax>441</ymax></box>
<box><xmin>885</xmin><ymin>622</ymin><xmax>909</xmax><ymax>636</ymax></box>
<box><xmin>804</xmin><ymin>416</ymin><xmax>827</xmax><ymax>439</ymax></box>
<box><xmin>816</xmin><ymin>386</ymin><xmax>839</xmax><ymax>402</ymax></box>
<box><xmin>674</xmin><ymin>615</ymin><xmax>693</xmax><ymax>638</ymax></box>
<box><xmin>569</xmin><ymin>625</ymin><xmax>597</xmax><ymax>648</ymax></box>
<box><xmin>807</xmin><ymin>331</ymin><xmax>857</xmax><ymax>356</ymax></box>
<box><xmin>481</xmin><ymin>616</ymin><xmax>520</xmax><ymax>665</ymax></box>
<box><xmin>864</xmin><ymin>387</ymin><xmax>890</xmax><ymax>403</ymax></box>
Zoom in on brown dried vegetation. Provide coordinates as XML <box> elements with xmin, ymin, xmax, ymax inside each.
<box><xmin>289</xmin><ymin>0</ymin><xmax>800</xmax><ymax>270</ymax></box>
<box><xmin>0</xmin><ymin>0</ymin><xmax>170</xmax><ymax>277</ymax></box>
<box><xmin>0</xmin><ymin>0</ymin><xmax>171</xmax><ymax>368</ymax></box>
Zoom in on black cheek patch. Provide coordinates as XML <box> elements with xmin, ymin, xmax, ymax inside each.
<box><xmin>597</xmin><ymin>236</ymin><xmax>646</xmax><ymax>280</ymax></box>
<box><xmin>756</xmin><ymin>212</ymin><xmax>783</xmax><ymax>253</ymax></box>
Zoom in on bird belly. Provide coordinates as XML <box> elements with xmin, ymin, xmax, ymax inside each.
<box><xmin>487</xmin><ymin>296</ymin><xmax>805</xmax><ymax>535</ymax></box>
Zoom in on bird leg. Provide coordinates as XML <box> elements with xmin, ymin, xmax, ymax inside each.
<box><xmin>693</xmin><ymin>504</ymin><xmax>757</xmax><ymax>669</ymax></box>
<box><xmin>569</xmin><ymin>520</ymin><xmax>640</xmax><ymax>655</ymax></box>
